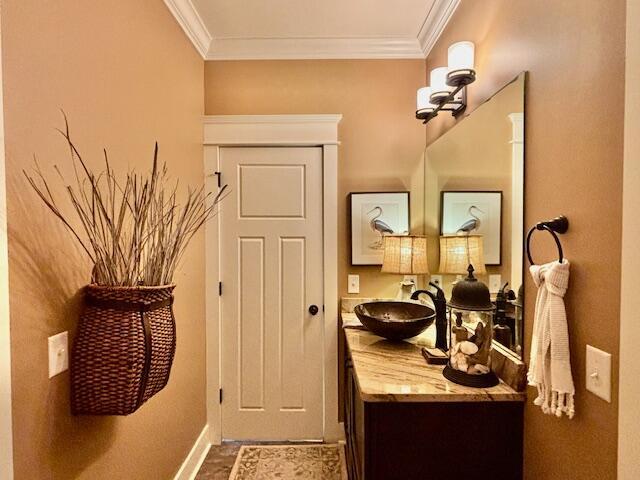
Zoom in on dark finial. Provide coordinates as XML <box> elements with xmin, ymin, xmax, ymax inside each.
<box><xmin>466</xmin><ymin>264</ymin><xmax>476</xmax><ymax>280</ymax></box>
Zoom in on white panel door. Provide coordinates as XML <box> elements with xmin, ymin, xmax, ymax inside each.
<box><xmin>220</xmin><ymin>146</ymin><xmax>324</xmax><ymax>440</ymax></box>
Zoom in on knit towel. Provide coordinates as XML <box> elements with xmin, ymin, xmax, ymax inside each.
<box><xmin>528</xmin><ymin>260</ymin><xmax>575</xmax><ymax>419</ymax></box>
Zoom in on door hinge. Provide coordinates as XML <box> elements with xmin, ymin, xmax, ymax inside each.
<box><xmin>219</xmin><ymin>388</ymin><xmax>223</xmax><ymax>404</ymax></box>
<box><xmin>219</xmin><ymin>281</ymin><xmax>223</xmax><ymax>296</ymax></box>
<box><xmin>214</xmin><ymin>171</ymin><xmax>222</xmax><ymax>188</ymax></box>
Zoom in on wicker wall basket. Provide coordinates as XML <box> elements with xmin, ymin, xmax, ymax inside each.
<box><xmin>71</xmin><ymin>284</ymin><xmax>177</xmax><ymax>415</ymax></box>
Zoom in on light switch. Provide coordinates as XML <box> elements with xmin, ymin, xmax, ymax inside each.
<box><xmin>347</xmin><ymin>274</ymin><xmax>360</xmax><ymax>294</ymax></box>
<box><xmin>48</xmin><ymin>331</ymin><xmax>69</xmax><ymax>378</ymax></box>
<box><xmin>586</xmin><ymin>345</ymin><xmax>611</xmax><ymax>402</ymax></box>
<box><xmin>489</xmin><ymin>274</ymin><xmax>502</xmax><ymax>293</ymax></box>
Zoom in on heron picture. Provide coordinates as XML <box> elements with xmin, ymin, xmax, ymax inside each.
<box><xmin>440</xmin><ymin>191</ymin><xmax>502</xmax><ymax>265</ymax></box>
<box><xmin>350</xmin><ymin>192</ymin><xmax>410</xmax><ymax>265</ymax></box>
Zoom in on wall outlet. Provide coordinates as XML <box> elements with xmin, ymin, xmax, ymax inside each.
<box><xmin>430</xmin><ymin>275</ymin><xmax>443</xmax><ymax>292</ymax></box>
<box><xmin>48</xmin><ymin>331</ymin><xmax>69</xmax><ymax>378</ymax></box>
<box><xmin>403</xmin><ymin>275</ymin><xmax>418</xmax><ymax>286</ymax></box>
<box><xmin>347</xmin><ymin>274</ymin><xmax>360</xmax><ymax>294</ymax></box>
<box><xmin>586</xmin><ymin>345</ymin><xmax>612</xmax><ymax>402</ymax></box>
<box><xmin>489</xmin><ymin>274</ymin><xmax>502</xmax><ymax>293</ymax></box>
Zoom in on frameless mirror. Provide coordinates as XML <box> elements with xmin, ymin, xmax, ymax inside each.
<box><xmin>424</xmin><ymin>72</ymin><xmax>525</xmax><ymax>358</ymax></box>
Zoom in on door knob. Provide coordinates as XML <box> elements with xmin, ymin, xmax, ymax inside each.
<box><xmin>308</xmin><ymin>305</ymin><xmax>319</xmax><ymax>316</ymax></box>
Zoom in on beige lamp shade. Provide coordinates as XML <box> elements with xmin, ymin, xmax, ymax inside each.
<box><xmin>439</xmin><ymin>234</ymin><xmax>486</xmax><ymax>275</ymax></box>
<box><xmin>381</xmin><ymin>235</ymin><xmax>430</xmax><ymax>275</ymax></box>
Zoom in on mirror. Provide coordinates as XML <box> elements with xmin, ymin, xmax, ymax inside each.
<box><xmin>424</xmin><ymin>72</ymin><xmax>525</xmax><ymax>358</ymax></box>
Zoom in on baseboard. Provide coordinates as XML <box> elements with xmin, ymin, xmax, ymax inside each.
<box><xmin>174</xmin><ymin>424</ymin><xmax>211</xmax><ymax>480</ymax></box>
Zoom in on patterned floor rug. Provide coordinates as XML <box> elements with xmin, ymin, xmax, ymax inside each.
<box><xmin>228</xmin><ymin>444</ymin><xmax>347</xmax><ymax>480</ymax></box>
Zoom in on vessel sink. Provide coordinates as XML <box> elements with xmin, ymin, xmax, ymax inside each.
<box><xmin>354</xmin><ymin>301</ymin><xmax>436</xmax><ymax>341</ymax></box>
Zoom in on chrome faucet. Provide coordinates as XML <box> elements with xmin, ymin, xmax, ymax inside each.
<box><xmin>411</xmin><ymin>282</ymin><xmax>447</xmax><ymax>350</ymax></box>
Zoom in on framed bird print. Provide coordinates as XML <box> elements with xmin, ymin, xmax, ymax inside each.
<box><xmin>440</xmin><ymin>191</ymin><xmax>503</xmax><ymax>265</ymax></box>
<box><xmin>350</xmin><ymin>192</ymin><xmax>410</xmax><ymax>265</ymax></box>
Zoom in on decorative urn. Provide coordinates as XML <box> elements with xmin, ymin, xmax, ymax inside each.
<box><xmin>443</xmin><ymin>265</ymin><xmax>499</xmax><ymax>388</ymax></box>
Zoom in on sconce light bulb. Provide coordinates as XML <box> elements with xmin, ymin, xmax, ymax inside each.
<box><xmin>447</xmin><ymin>41</ymin><xmax>476</xmax><ymax>87</ymax></box>
<box><xmin>416</xmin><ymin>87</ymin><xmax>434</xmax><ymax>111</ymax></box>
<box><xmin>429</xmin><ymin>67</ymin><xmax>451</xmax><ymax>104</ymax></box>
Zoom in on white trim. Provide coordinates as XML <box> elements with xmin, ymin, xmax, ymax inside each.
<box><xmin>508</xmin><ymin>112</ymin><xmax>524</xmax><ymax>291</ymax></box>
<box><xmin>204</xmin><ymin>115</ymin><xmax>341</xmax><ymax>444</ymax></box>
<box><xmin>417</xmin><ymin>0</ymin><xmax>460</xmax><ymax>57</ymax></box>
<box><xmin>206</xmin><ymin>36</ymin><xmax>424</xmax><ymax>60</ymax></box>
<box><xmin>204</xmin><ymin>115</ymin><xmax>342</xmax><ymax>148</ymax></box>
<box><xmin>173</xmin><ymin>425</ymin><xmax>211</xmax><ymax>480</ymax></box>
<box><xmin>204</xmin><ymin>146</ymin><xmax>222</xmax><ymax>444</ymax></box>
<box><xmin>619</xmin><ymin>0</ymin><xmax>640</xmax><ymax>477</ymax></box>
<box><xmin>163</xmin><ymin>0</ymin><xmax>212</xmax><ymax>58</ymax></box>
<box><xmin>0</xmin><ymin>7</ymin><xmax>14</xmax><ymax>477</ymax></box>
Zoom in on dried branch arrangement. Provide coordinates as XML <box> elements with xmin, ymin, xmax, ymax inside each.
<box><xmin>24</xmin><ymin>118</ymin><xmax>227</xmax><ymax>286</ymax></box>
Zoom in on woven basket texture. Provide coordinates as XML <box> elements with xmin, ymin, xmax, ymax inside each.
<box><xmin>71</xmin><ymin>284</ymin><xmax>176</xmax><ymax>415</ymax></box>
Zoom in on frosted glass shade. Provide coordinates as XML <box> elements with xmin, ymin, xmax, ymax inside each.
<box><xmin>448</xmin><ymin>41</ymin><xmax>475</xmax><ymax>72</ymax></box>
<box><xmin>439</xmin><ymin>235</ymin><xmax>486</xmax><ymax>275</ymax></box>
<box><xmin>382</xmin><ymin>235</ymin><xmax>430</xmax><ymax>275</ymax></box>
<box><xmin>430</xmin><ymin>67</ymin><xmax>449</xmax><ymax>92</ymax></box>
<box><xmin>417</xmin><ymin>87</ymin><xmax>434</xmax><ymax>111</ymax></box>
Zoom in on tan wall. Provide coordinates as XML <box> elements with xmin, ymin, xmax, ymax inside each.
<box><xmin>426</xmin><ymin>1</ymin><xmax>625</xmax><ymax>478</ymax></box>
<box><xmin>204</xmin><ymin>60</ymin><xmax>427</xmax><ymax>299</ymax></box>
<box><xmin>1</xmin><ymin>1</ymin><xmax>205</xmax><ymax>479</ymax></box>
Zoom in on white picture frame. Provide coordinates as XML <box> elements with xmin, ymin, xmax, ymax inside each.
<box><xmin>440</xmin><ymin>191</ymin><xmax>503</xmax><ymax>265</ymax></box>
<box><xmin>350</xmin><ymin>192</ymin><xmax>410</xmax><ymax>265</ymax></box>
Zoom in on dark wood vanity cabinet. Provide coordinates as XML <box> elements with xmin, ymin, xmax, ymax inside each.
<box><xmin>344</xmin><ymin>353</ymin><xmax>524</xmax><ymax>480</ymax></box>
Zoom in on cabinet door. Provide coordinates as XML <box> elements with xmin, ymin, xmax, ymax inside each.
<box><xmin>344</xmin><ymin>360</ymin><xmax>364</xmax><ymax>480</ymax></box>
<box><xmin>352</xmin><ymin>375</ymin><xmax>366</xmax><ymax>479</ymax></box>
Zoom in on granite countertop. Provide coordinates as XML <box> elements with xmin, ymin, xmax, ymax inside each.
<box><xmin>344</xmin><ymin>321</ymin><xmax>526</xmax><ymax>403</ymax></box>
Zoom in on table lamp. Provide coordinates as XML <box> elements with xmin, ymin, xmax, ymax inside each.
<box><xmin>381</xmin><ymin>235</ymin><xmax>430</xmax><ymax>301</ymax></box>
<box><xmin>438</xmin><ymin>234</ymin><xmax>486</xmax><ymax>276</ymax></box>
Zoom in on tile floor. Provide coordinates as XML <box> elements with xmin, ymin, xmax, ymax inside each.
<box><xmin>195</xmin><ymin>442</ymin><xmax>242</xmax><ymax>480</ymax></box>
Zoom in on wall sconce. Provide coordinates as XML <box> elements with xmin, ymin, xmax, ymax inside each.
<box><xmin>416</xmin><ymin>41</ymin><xmax>476</xmax><ymax>124</ymax></box>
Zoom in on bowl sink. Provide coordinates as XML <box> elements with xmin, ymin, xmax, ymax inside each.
<box><xmin>354</xmin><ymin>301</ymin><xmax>436</xmax><ymax>341</ymax></box>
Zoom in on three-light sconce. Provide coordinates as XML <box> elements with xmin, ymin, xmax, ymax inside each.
<box><xmin>416</xmin><ymin>41</ymin><xmax>476</xmax><ymax>124</ymax></box>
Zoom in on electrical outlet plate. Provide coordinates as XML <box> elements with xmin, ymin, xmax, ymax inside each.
<box><xmin>48</xmin><ymin>331</ymin><xmax>69</xmax><ymax>378</ymax></box>
<box><xmin>586</xmin><ymin>344</ymin><xmax>612</xmax><ymax>402</ymax></box>
<box><xmin>403</xmin><ymin>275</ymin><xmax>418</xmax><ymax>285</ymax></box>
<box><xmin>489</xmin><ymin>274</ymin><xmax>502</xmax><ymax>293</ymax></box>
<box><xmin>347</xmin><ymin>274</ymin><xmax>360</xmax><ymax>294</ymax></box>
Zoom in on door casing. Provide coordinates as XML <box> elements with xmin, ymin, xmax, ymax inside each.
<box><xmin>203</xmin><ymin>114</ymin><xmax>342</xmax><ymax>444</ymax></box>
<box><xmin>0</xmin><ymin>10</ymin><xmax>15</xmax><ymax>478</ymax></box>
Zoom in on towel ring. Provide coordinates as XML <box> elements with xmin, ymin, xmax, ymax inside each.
<box><xmin>526</xmin><ymin>216</ymin><xmax>569</xmax><ymax>265</ymax></box>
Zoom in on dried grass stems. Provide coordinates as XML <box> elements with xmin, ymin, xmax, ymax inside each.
<box><xmin>24</xmin><ymin>117</ymin><xmax>227</xmax><ymax>287</ymax></box>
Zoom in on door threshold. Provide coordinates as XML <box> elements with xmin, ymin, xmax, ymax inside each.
<box><xmin>222</xmin><ymin>438</ymin><xmax>324</xmax><ymax>444</ymax></box>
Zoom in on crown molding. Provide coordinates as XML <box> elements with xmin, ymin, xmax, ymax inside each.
<box><xmin>165</xmin><ymin>0</ymin><xmax>458</xmax><ymax>60</ymax></box>
<box><xmin>206</xmin><ymin>37</ymin><xmax>424</xmax><ymax>60</ymax></box>
<box><xmin>418</xmin><ymin>0</ymin><xmax>461</xmax><ymax>57</ymax></box>
<box><xmin>164</xmin><ymin>0</ymin><xmax>211</xmax><ymax>57</ymax></box>
<box><xmin>203</xmin><ymin>114</ymin><xmax>343</xmax><ymax>125</ymax></box>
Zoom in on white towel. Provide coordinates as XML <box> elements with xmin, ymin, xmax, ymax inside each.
<box><xmin>527</xmin><ymin>260</ymin><xmax>575</xmax><ymax>419</ymax></box>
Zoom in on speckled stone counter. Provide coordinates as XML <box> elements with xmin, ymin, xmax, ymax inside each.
<box><xmin>345</xmin><ymin>326</ymin><xmax>525</xmax><ymax>403</ymax></box>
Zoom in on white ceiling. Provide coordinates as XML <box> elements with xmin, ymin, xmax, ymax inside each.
<box><xmin>193</xmin><ymin>0</ymin><xmax>434</xmax><ymax>39</ymax></box>
<box><xmin>164</xmin><ymin>0</ymin><xmax>460</xmax><ymax>60</ymax></box>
